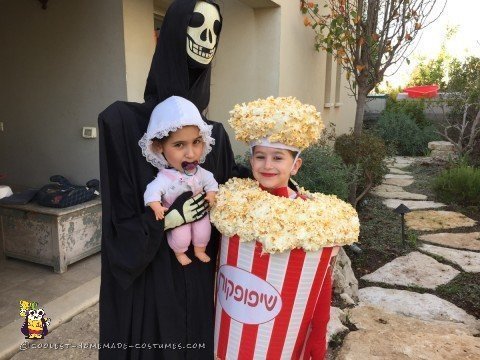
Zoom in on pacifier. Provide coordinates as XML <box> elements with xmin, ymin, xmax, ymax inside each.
<box><xmin>182</xmin><ymin>161</ymin><xmax>199</xmax><ymax>175</ymax></box>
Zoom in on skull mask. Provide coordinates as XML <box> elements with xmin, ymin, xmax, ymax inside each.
<box><xmin>186</xmin><ymin>1</ymin><xmax>221</xmax><ymax>66</ymax></box>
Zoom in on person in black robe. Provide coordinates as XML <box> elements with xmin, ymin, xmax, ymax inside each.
<box><xmin>98</xmin><ymin>1</ymin><xmax>245</xmax><ymax>359</ymax></box>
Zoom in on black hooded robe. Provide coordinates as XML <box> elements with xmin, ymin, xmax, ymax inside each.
<box><xmin>98</xmin><ymin>1</ymin><xmax>243</xmax><ymax>359</ymax></box>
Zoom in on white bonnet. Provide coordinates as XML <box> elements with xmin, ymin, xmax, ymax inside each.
<box><xmin>138</xmin><ymin>96</ymin><xmax>215</xmax><ymax>169</ymax></box>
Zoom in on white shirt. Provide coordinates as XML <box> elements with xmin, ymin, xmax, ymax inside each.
<box><xmin>144</xmin><ymin>166</ymin><xmax>218</xmax><ymax>207</ymax></box>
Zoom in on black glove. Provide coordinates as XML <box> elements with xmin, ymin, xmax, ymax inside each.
<box><xmin>164</xmin><ymin>191</ymin><xmax>208</xmax><ymax>231</ymax></box>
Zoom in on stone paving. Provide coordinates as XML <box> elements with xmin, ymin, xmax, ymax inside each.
<box><xmin>337</xmin><ymin>156</ymin><xmax>480</xmax><ymax>358</ymax></box>
<box><xmin>361</xmin><ymin>251</ymin><xmax>460</xmax><ymax>289</ymax></box>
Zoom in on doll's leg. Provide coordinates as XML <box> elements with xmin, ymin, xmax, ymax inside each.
<box><xmin>167</xmin><ymin>224</ymin><xmax>192</xmax><ymax>266</ymax></box>
<box><xmin>191</xmin><ymin>214</ymin><xmax>212</xmax><ymax>262</ymax></box>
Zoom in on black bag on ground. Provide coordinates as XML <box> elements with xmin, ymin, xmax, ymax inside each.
<box><xmin>36</xmin><ymin>175</ymin><xmax>100</xmax><ymax>208</ymax></box>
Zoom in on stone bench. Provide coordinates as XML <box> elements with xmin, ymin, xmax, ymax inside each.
<box><xmin>0</xmin><ymin>198</ymin><xmax>101</xmax><ymax>273</ymax></box>
<box><xmin>428</xmin><ymin>141</ymin><xmax>457</xmax><ymax>160</ymax></box>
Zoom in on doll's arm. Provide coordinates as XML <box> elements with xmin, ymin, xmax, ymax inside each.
<box><xmin>148</xmin><ymin>201</ymin><xmax>169</xmax><ymax>221</ymax></box>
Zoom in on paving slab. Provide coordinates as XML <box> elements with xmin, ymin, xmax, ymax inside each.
<box><xmin>382</xmin><ymin>199</ymin><xmax>445</xmax><ymax>210</ymax></box>
<box><xmin>358</xmin><ymin>287</ymin><xmax>480</xmax><ymax>333</ymax></box>
<box><xmin>383</xmin><ymin>178</ymin><xmax>414</xmax><ymax>186</ymax></box>
<box><xmin>372</xmin><ymin>189</ymin><xmax>427</xmax><ymax>200</ymax></box>
<box><xmin>361</xmin><ymin>251</ymin><xmax>459</xmax><ymax>289</ymax></box>
<box><xmin>373</xmin><ymin>184</ymin><xmax>404</xmax><ymax>192</ymax></box>
<box><xmin>0</xmin><ymin>254</ymin><xmax>100</xmax><ymax>328</ymax></box>
<box><xmin>388</xmin><ymin>168</ymin><xmax>411</xmax><ymax>175</ymax></box>
<box><xmin>419</xmin><ymin>232</ymin><xmax>480</xmax><ymax>251</ymax></box>
<box><xmin>393</xmin><ymin>156</ymin><xmax>417</xmax><ymax>164</ymax></box>
<box><xmin>388</xmin><ymin>162</ymin><xmax>411</xmax><ymax>169</ymax></box>
<box><xmin>420</xmin><ymin>243</ymin><xmax>480</xmax><ymax>272</ymax></box>
<box><xmin>405</xmin><ymin>210</ymin><xmax>477</xmax><ymax>231</ymax></box>
<box><xmin>384</xmin><ymin>174</ymin><xmax>414</xmax><ymax>180</ymax></box>
<box><xmin>337</xmin><ymin>305</ymin><xmax>480</xmax><ymax>360</ymax></box>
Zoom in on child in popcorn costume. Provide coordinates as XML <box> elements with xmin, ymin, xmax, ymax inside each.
<box><xmin>211</xmin><ymin>97</ymin><xmax>359</xmax><ymax>359</ymax></box>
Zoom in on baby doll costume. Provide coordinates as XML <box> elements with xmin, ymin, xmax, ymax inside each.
<box><xmin>211</xmin><ymin>97</ymin><xmax>359</xmax><ymax>360</ymax></box>
<box><xmin>139</xmin><ymin>96</ymin><xmax>218</xmax><ymax>254</ymax></box>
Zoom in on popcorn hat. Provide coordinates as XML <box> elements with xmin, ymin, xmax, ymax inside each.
<box><xmin>138</xmin><ymin>96</ymin><xmax>215</xmax><ymax>169</ymax></box>
<box><xmin>228</xmin><ymin>96</ymin><xmax>324</xmax><ymax>152</ymax></box>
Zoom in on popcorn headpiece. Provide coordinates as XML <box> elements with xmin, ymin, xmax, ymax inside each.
<box><xmin>139</xmin><ymin>96</ymin><xmax>215</xmax><ymax>169</ymax></box>
<box><xmin>228</xmin><ymin>96</ymin><xmax>324</xmax><ymax>153</ymax></box>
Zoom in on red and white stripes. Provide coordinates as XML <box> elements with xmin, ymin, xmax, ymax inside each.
<box><xmin>214</xmin><ymin>235</ymin><xmax>333</xmax><ymax>360</ymax></box>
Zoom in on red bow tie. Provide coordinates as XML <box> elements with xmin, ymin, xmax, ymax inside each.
<box><xmin>259</xmin><ymin>185</ymin><xmax>290</xmax><ymax>198</ymax></box>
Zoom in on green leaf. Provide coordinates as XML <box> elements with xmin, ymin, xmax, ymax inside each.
<box><xmin>406</xmin><ymin>58</ymin><xmax>411</xmax><ymax>65</ymax></box>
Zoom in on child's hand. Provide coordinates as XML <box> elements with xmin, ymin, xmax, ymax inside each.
<box><xmin>204</xmin><ymin>192</ymin><xmax>216</xmax><ymax>209</ymax></box>
<box><xmin>148</xmin><ymin>201</ymin><xmax>169</xmax><ymax>221</ymax></box>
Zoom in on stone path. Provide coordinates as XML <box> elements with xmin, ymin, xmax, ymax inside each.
<box><xmin>334</xmin><ymin>156</ymin><xmax>480</xmax><ymax>358</ymax></box>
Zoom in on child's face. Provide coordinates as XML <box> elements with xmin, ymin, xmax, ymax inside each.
<box><xmin>250</xmin><ymin>146</ymin><xmax>302</xmax><ymax>190</ymax></box>
<box><xmin>154</xmin><ymin>125</ymin><xmax>204</xmax><ymax>172</ymax></box>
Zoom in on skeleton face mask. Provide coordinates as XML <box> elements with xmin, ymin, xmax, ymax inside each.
<box><xmin>186</xmin><ymin>1</ymin><xmax>221</xmax><ymax>66</ymax></box>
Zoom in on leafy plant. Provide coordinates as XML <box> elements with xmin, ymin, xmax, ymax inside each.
<box><xmin>433</xmin><ymin>165</ymin><xmax>480</xmax><ymax>206</ymax></box>
<box><xmin>385</xmin><ymin>98</ymin><xmax>429</xmax><ymax>128</ymax></box>
<box><xmin>334</xmin><ymin>132</ymin><xmax>389</xmax><ymax>205</ymax></box>
<box><xmin>375</xmin><ymin>111</ymin><xmax>439</xmax><ymax>156</ymax></box>
<box><xmin>300</xmin><ymin>0</ymin><xmax>445</xmax><ymax>135</ymax></box>
<box><xmin>293</xmin><ymin>144</ymin><xmax>352</xmax><ymax>200</ymax></box>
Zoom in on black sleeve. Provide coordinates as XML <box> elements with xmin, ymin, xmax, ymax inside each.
<box><xmin>98</xmin><ymin>103</ymin><xmax>164</xmax><ymax>290</ymax></box>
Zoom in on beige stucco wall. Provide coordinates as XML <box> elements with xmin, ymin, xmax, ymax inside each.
<box><xmin>271</xmin><ymin>0</ymin><xmax>356</xmax><ymax>136</ymax></box>
<box><xmin>0</xmin><ymin>0</ymin><xmax>356</xmax><ymax>189</ymax></box>
<box><xmin>209</xmin><ymin>0</ymin><xmax>282</xmax><ymax>155</ymax></box>
<box><xmin>123</xmin><ymin>0</ymin><xmax>156</xmax><ymax>102</ymax></box>
<box><xmin>0</xmin><ymin>0</ymin><xmax>127</xmax><ymax>188</ymax></box>
<box><xmin>209</xmin><ymin>0</ymin><xmax>355</xmax><ymax>154</ymax></box>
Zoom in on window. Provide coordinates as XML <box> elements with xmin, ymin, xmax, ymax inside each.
<box><xmin>334</xmin><ymin>61</ymin><xmax>342</xmax><ymax>107</ymax></box>
<box><xmin>324</xmin><ymin>53</ymin><xmax>333</xmax><ymax>108</ymax></box>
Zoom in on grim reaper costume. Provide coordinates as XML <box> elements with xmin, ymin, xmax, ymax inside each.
<box><xmin>98</xmin><ymin>1</ymin><xmax>243</xmax><ymax>359</ymax></box>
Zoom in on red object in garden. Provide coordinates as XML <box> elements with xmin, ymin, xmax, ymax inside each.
<box><xmin>403</xmin><ymin>85</ymin><xmax>439</xmax><ymax>98</ymax></box>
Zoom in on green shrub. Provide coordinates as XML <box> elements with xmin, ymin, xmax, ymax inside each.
<box><xmin>433</xmin><ymin>166</ymin><xmax>480</xmax><ymax>206</ymax></box>
<box><xmin>234</xmin><ymin>153</ymin><xmax>251</xmax><ymax>170</ymax></box>
<box><xmin>375</xmin><ymin>112</ymin><xmax>439</xmax><ymax>156</ymax></box>
<box><xmin>385</xmin><ymin>98</ymin><xmax>429</xmax><ymax>128</ymax></box>
<box><xmin>293</xmin><ymin>144</ymin><xmax>351</xmax><ymax>200</ymax></box>
<box><xmin>334</xmin><ymin>132</ymin><xmax>389</xmax><ymax>200</ymax></box>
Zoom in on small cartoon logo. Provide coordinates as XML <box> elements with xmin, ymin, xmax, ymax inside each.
<box><xmin>19</xmin><ymin>300</ymin><xmax>51</xmax><ymax>339</ymax></box>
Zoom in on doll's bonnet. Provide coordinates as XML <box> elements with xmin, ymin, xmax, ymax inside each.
<box><xmin>139</xmin><ymin>96</ymin><xmax>215</xmax><ymax>169</ymax></box>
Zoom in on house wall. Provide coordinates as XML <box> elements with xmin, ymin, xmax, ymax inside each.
<box><xmin>275</xmin><ymin>0</ymin><xmax>355</xmax><ymax>136</ymax></box>
<box><xmin>209</xmin><ymin>0</ymin><xmax>356</xmax><ymax>154</ymax></box>
<box><xmin>0</xmin><ymin>0</ymin><xmax>356</xmax><ymax>189</ymax></box>
<box><xmin>123</xmin><ymin>0</ymin><xmax>156</xmax><ymax>102</ymax></box>
<box><xmin>209</xmin><ymin>0</ymin><xmax>281</xmax><ymax>154</ymax></box>
<box><xmin>0</xmin><ymin>0</ymin><xmax>127</xmax><ymax>188</ymax></box>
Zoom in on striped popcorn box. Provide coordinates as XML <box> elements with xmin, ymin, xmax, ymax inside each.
<box><xmin>214</xmin><ymin>235</ymin><xmax>333</xmax><ymax>360</ymax></box>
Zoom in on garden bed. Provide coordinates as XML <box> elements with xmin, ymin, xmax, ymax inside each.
<box><xmin>347</xmin><ymin>161</ymin><xmax>480</xmax><ymax>319</ymax></box>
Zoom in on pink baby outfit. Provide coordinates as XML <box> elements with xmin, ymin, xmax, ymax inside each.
<box><xmin>144</xmin><ymin>167</ymin><xmax>218</xmax><ymax>253</ymax></box>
